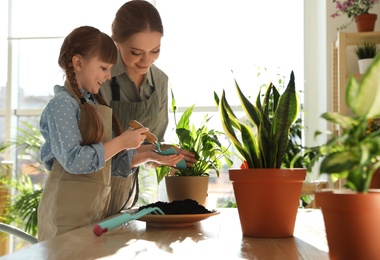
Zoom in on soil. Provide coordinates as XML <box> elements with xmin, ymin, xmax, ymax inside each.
<box><xmin>137</xmin><ymin>199</ymin><xmax>212</xmax><ymax>214</ymax></box>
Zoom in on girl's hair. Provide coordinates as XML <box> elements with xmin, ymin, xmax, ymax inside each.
<box><xmin>112</xmin><ymin>0</ymin><xmax>163</xmax><ymax>43</ymax></box>
<box><xmin>58</xmin><ymin>25</ymin><xmax>122</xmax><ymax>145</ymax></box>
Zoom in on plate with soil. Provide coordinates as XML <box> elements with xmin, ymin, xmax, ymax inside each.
<box><xmin>136</xmin><ymin>199</ymin><xmax>220</xmax><ymax>227</ymax></box>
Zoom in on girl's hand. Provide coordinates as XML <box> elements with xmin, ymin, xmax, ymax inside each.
<box><xmin>104</xmin><ymin>127</ymin><xmax>149</xmax><ymax>161</ymax></box>
<box><xmin>120</xmin><ymin>128</ymin><xmax>149</xmax><ymax>149</ymax></box>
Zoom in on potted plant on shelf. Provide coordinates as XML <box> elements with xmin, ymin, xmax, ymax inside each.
<box><xmin>331</xmin><ymin>0</ymin><xmax>379</xmax><ymax>31</ymax></box>
<box><xmin>354</xmin><ymin>42</ymin><xmax>379</xmax><ymax>74</ymax></box>
<box><xmin>156</xmin><ymin>89</ymin><xmax>232</xmax><ymax>206</ymax></box>
<box><xmin>314</xmin><ymin>53</ymin><xmax>380</xmax><ymax>259</ymax></box>
<box><xmin>214</xmin><ymin>71</ymin><xmax>306</xmax><ymax>238</ymax></box>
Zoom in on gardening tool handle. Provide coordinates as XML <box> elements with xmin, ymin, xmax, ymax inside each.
<box><xmin>93</xmin><ymin>213</ymin><xmax>132</xmax><ymax>236</ymax></box>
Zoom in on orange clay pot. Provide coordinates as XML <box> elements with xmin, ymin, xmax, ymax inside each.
<box><xmin>355</xmin><ymin>13</ymin><xmax>377</xmax><ymax>32</ymax></box>
<box><xmin>370</xmin><ymin>169</ymin><xmax>380</xmax><ymax>189</ymax></box>
<box><xmin>229</xmin><ymin>168</ymin><xmax>306</xmax><ymax>238</ymax></box>
<box><xmin>316</xmin><ymin>189</ymin><xmax>380</xmax><ymax>260</ymax></box>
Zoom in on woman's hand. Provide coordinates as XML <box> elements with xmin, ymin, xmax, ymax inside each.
<box><xmin>131</xmin><ymin>150</ymin><xmax>184</xmax><ymax>168</ymax></box>
<box><xmin>150</xmin><ymin>152</ymin><xmax>185</xmax><ymax>167</ymax></box>
<box><xmin>171</xmin><ymin>146</ymin><xmax>197</xmax><ymax>167</ymax></box>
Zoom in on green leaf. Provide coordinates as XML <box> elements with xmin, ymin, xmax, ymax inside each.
<box><xmin>321</xmin><ymin>112</ymin><xmax>358</xmax><ymax>129</ymax></box>
<box><xmin>272</xmin><ymin>71</ymin><xmax>299</xmax><ymax>168</ymax></box>
<box><xmin>348</xmin><ymin>53</ymin><xmax>380</xmax><ymax>118</ymax></box>
<box><xmin>320</xmin><ymin>151</ymin><xmax>359</xmax><ymax>174</ymax></box>
<box><xmin>235</xmin><ymin>79</ymin><xmax>261</xmax><ymax>127</ymax></box>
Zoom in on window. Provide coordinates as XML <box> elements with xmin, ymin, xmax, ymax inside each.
<box><xmin>156</xmin><ymin>0</ymin><xmax>304</xmax><ymax>108</ymax></box>
<box><xmin>2</xmin><ymin>1</ymin><xmax>304</xmax><ymax>207</ymax></box>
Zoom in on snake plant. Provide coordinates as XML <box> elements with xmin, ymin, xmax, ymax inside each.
<box><xmin>214</xmin><ymin>71</ymin><xmax>299</xmax><ymax>169</ymax></box>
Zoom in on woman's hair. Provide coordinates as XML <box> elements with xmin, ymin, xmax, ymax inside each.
<box><xmin>58</xmin><ymin>25</ymin><xmax>122</xmax><ymax>145</ymax></box>
<box><xmin>112</xmin><ymin>0</ymin><xmax>163</xmax><ymax>43</ymax></box>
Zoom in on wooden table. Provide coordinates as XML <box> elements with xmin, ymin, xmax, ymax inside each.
<box><xmin>0</xmin><ymin>209</ymin><xmax>329</xmax><ymax>260</ymax></box>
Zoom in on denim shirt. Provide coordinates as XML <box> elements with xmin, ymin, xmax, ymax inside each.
<box><xmin>40</xmin><ymin>84</ymin><xmax>136</xmax><ymax>176</ymax></box>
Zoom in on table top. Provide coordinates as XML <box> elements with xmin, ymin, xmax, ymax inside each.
<box><xmin>0</xmin><ymin>208</ymin><xmax>329</xmax><ymax>260</ymax></box>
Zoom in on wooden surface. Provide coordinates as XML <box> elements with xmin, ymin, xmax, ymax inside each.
<box><xmin>0</xmin><ymin>208</ymin><xmax>329</xmax><ymax>260</ymax></box>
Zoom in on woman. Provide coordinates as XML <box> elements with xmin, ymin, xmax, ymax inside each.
<box><xmin>100</xmin><ymin>1</ymin><xmax>197</xmax><ymax>168</ymax></box>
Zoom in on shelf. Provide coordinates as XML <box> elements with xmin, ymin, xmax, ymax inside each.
<box><xmin>332</xmin><ymin>32</ymin><xmax>380</xmax><ymax>188</ymax></box>
<box><xmin>332</xmin><ymin>31</ymin><xmax>380</xmax><ymax>115</ymax></box>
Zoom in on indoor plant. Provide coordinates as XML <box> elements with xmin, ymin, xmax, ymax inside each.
<box><xmin>0</xmin><ymin>122</ymin><xmax>45</xmax><ymax>237</ymax></box>
<box><xmin>214</xmin><ymin>71</ymin><xmax>306</xmax><ymax>238</ymax></box>
<box><xmin>331</xmin><ymin>0</ymin><xmax>379</xmax><ymax>31</ymax></box>
<box><xmin>354</xmin><ymin>42</ymin><xmax>379</xmax><ymax>74</ymax></box>
<box><xmin>314</xmin><ymin>52</ymin><xmax>380</xmax><ymax>259</ymax></box>
<box><xmin>156</xmin><ymin>89</ymin><xmax>232</xmax><ymax>206</ymax></box>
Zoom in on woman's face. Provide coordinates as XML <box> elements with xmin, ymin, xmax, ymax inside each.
<box><xmin>117</xmin><ymin>31</ymin><xmax>162</xmax><ymax>77</ymax></box>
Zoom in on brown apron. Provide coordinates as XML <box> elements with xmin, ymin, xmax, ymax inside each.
<box><xmin>109</xmin><ymin>72</ymin><xmax>160</xmax><ymax>136</ymax></box>
<box><xmin>37</xmin><ymin>83</ymin><xmax>136</xmax><ymax>241</ymax></box>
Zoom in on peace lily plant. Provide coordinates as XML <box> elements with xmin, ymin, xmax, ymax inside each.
<box><xmin>155</xmin><ymin>89</ymin><xmax>232</xmax><ymax>184</ymax></box>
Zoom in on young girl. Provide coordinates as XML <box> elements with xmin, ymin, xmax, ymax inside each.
<box><xmin>37</xmin><ymin>25</ymin><xmax>149</xmax><ymax>241</ymax></box>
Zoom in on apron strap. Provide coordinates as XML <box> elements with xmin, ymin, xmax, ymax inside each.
<box><xmin>150</xmin><ymin>67</ymin><xmax>155</xmax><ymax>89</ymax></box>
<box><xmin>111</xmin><ymin>77</ymin><xmax>120</xmax><ymax>101</ymax></box>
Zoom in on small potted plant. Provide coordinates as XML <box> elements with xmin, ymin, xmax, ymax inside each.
<box><xmin>214</xmin><ymin>71</ymin><xmax>306</xmax><ymax>238</ymax></box>
<box><xmin>331</xmin><ymin>0</ymin><xmax>379</xmax><ymax>31</ymax></box>
<box><xmin>156</xmin><ymin>89</ymin><xmax>232</xmax><ymax>206</ymax></box>
<box><xmin>314</xmin><ymin>52</ymin><xmax>380</xmax><ymax>259</ymax></box>
<box><xmin>354</xmin><ymin>42</ymin><xmax>379</xmax><ymax>74</ymax></box>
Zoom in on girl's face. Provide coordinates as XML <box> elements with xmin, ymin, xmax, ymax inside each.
<box><xmin>74</xmin><ymin>56</ymin><xmax>113</xmax><ymax>94</ymax></box>
<box><xmin>117</xmin><ymin>31</ymin><xmax>162</xmax><ymax>77</ymax></box>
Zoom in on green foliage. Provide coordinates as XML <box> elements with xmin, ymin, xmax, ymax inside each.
<box><xmin>0</xmin><ymin>175</ymin><xmax>42</xmax><ymax>236</ymax></box>
<box><xmin>315</xmin><ymin>53</ymin><xmax>380</xmax><ymax>192</ymax></box>
<box><xmin>155</xmin><ymin>89</ymin><xmax>233</xmax><ymax>184</ymax></box>
<box><xmin>0</xmin><ymin>121</ymin><xmax>45</xmax><ymax>236</ymax></box>
<box><xmin>0</xmin><ymin>122</ymin><xmax>44</xmax><ymax>156</ymax></box>
<box><xmin>214</xmin><ymin>71</ymin><xmax>300</xmax><ymax>169</ymax></box>
<box><xmin>175</xmin><ymin>105</ymin><xmax>233</xmax><ymax>175</ymax></box>
<box><xmin>354</xmin><ymin>42</ymin><xmax>379</xmax><ymax>59</ymax></box>
<box><xmin>284</xmin><ymin>117</ymin><xmax>319</xmax><ymax>169</ymax></box>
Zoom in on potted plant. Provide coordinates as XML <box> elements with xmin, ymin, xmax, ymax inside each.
<box><xmin>156</xmin><ymin>89</ymin><xmax>232</xmax><ymax>206</ymax></box>
<box><xmin>314</xmin><ymin>52</ymin><xmax>380</xmax><ymax>259</ymax></box>
<box><xmin>331</xmin><ymin>0</ymin><xmax>379</xmax><ymax>31</ymax></box>
<box><xmin>0</xmin><ymin>122</ymin><xmax>45</xmax><ymax>237</ymax></box>
<box><xmin>214</xmin><ymin>71</ymin><xmax>306</xmax><ymax>238</ymax></box>
<box><xmin>354</xmin><ymin>42</ymin><xmax>379</xmax><ymax>74</ymax></box>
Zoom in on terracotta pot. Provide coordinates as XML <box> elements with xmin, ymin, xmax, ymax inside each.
<box><xmin>229</xmin><ymin>168</ymin><xmax>306</xmax><ymax>238</ymax></box>
<box><xmin>370</xmin><ymin>169</ymin><xmax>380</xmax><ymax>188</ymax></box>
<box><xmin>165</xmin><ymin>176</ymin><xmax>209</xmax><ymax>206</ymax></box>
<box><xmin>355</xmin><ymin>13</ymin><xmax>377</xmax><ymax>32</ymax></box>
<box><xmin>315</xmin><ymin>190</ymin><xmax>380</xmax><ymax>260</ymax></box>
